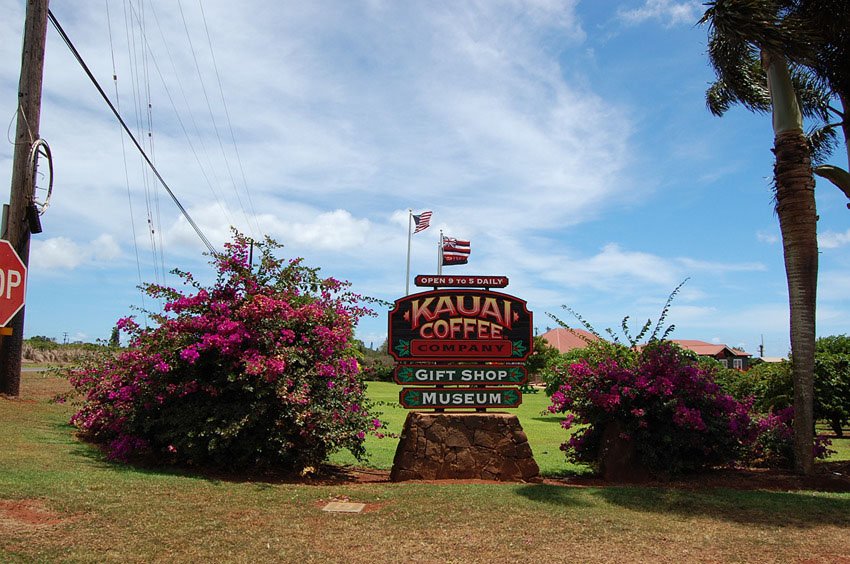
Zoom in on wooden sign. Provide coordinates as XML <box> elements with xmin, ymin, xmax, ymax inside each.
<box><xmin>394</xmin><ymin>364</ymin><xmax>527</xmax><ymax>385</ymax></box>
<box><xmin>399</xmin><ymin>387</ymin><xmax>522</xmax><ymax>409</ymax></box>
<box><xmin>388</xmin><ymin>289</ymin><xmax>533</xmax><ymax>362</ymax></box>
<box><xmin>414</xmin><ymin>275</ymin><xmax>509</xmax><ymax>288</ymax></box>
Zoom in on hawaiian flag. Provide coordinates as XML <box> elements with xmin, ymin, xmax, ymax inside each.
<box><xmin>442</xmin><ymin>237</ymin><xmax>470</xmax><ymax>266</ymax></box>
<box><xmin>412</xmin><ymin>211</ymin><xmax>432</xmax><ymax>234</ymax></box>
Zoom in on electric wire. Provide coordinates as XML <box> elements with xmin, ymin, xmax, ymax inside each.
<box><xmin>137</xmin><ymin>2</ymin><xmax>168</xmax><ymax>283</ymax></box>
<box><xmin>47</xmin><ymin>9</ymin><xmax>217</xmax><ymax>255</ymax></box>
<box><xmin>140</xmin><ymin>2</ymin><xmax>237</xmax><ymax>231</ymax></box>
<box><xmin>105</xmin><ymin>0</ymin><xmax>148</xmax><ymax>324</ymax></box>
<box><xmin>176</xmin><ymin>0</ymin><xmax>254</xmax><ymax>239</ymax></box>
<box><xmin>197</xmin><ymin>0</ymin><xmax>261</xmax><ymax>237</ymax></box>
<box><xmin>123</xmin><ymin>0</ymin><xmax>162</xmax><ymax>284</ymax></box>
<box><xmin>127</xmin><ymin>1</ymin><xmax>166</xmax><ymax>285</ymax></box>
<box><xmin>136</xmin><ymin>1</ymin><xmax>168</xmax><ymax>283</ymax></box>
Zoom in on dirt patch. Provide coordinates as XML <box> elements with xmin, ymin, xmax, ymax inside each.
<box><xmin>0</xmin><ymin>499</ymin><xmax>66</xmax><ymax>530</ymax></box>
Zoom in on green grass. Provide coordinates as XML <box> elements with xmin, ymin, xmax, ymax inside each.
<box><xmin>3</xmin><ymin>373</ymin><xmax>850</xmax><ymax>562</ymax></box>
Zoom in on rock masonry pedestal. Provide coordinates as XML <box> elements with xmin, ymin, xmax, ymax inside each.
<box><xmin>390</xmin><ymin>412</ymin><xmax>540</xmax><ymax>482</ymax></box>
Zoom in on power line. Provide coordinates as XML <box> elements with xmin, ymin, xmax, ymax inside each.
<box><xmin>197</xmin><ymin>0</ymin><xmax>261</xmax><ymax>237</ymax></box>
<box><xmin>177</xmin><ymin>0</ymin><xmax>254</xmax><ymax>238</ymax></box>
<box><xmin>104</xmin><ymin>0</ymin><xmax>149</xmax><ymax>325</ymax></box>
<box><xmin>47</xmin><ymin>8</ymin><xmax>216</xmax><ymax>255</ymax></box>
<box><xmin>141</xmin><ymin>2</ymin><xmax>237</xmax><ymax>231</ymax></box>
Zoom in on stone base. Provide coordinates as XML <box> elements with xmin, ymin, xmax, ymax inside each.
<box><xmin>390</xmin><ymin>412</ymin><xmax>540</xmax><ymax>482</ymax></box>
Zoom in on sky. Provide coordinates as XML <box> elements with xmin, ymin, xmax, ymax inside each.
<box><xmin>0</xmin><ymin>0</ymin><xmax>847</xmax><ymax>357</ymax></box>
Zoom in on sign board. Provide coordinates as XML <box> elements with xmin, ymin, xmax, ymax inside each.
<box><xmin>394</xmin><ymin>364</ymin><xmax>527</xmax><ymax>385</ymax></box>
<box><xmin>414</xmin><ymin>275</ymin><xmax>508</xmax><ymax>288</ymax></box>
<box><xmin>0</xmin><ymin>240</ymin><xmax>27</xmax><ymax>327</ymax></box>
<box><xmin>388</xmin><ymin>289</ymin><xmax>533</xmax><ymax>362</ymax></box>
<box><xmin>399</xmin><ymin>387</ymin><xmax>522</xmax><ymax>409</ymax></box>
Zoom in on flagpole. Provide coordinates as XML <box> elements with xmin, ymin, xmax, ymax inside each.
<box><xmin>437</xmin><ymin>230</ymin><xmax>443</xmax><ymax>275</ymax></box>
<box><xmin>405</xmin><ymin>209</ymin><xmax>413</xmax><ymax>295</ymax></box>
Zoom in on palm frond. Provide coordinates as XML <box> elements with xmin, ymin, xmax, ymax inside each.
<box><xmin>807</xmin><ymin>124</ymin><xmax>839</xmax><ymax>166</ymax></box>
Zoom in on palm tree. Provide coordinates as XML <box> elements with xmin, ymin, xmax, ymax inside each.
<box><xmin>704</xmin><ymin>1</ymin><xmax>850</xmax><ymax>207</ymax></box>
<box><xmin>700</xmin><ymin>0</ymin><xmax>820</xmax><ymax>474</ymax></box>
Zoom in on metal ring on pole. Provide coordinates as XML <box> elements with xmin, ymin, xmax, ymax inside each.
<box><xmin>26</xmin><ymin>138</ymin><xmax>53</xmax><ymax>215</ymax></box>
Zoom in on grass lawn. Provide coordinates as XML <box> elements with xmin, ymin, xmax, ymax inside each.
<box><xmin>2</xmin><ymin>373</ymin><xmax>850</xmax><ymax>563</ymax></box>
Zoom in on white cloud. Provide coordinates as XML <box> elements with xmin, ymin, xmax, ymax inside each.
<box><xmin>818</xmin><ymin>229</ymin><xmax>850</xmax><ymax>249</ymax></box>
<box><xmin>617</xmin><ymin>0</ymin><xmax>702</xmax><ymax>27</ymax></box>
<box><xmin>92</xmin><ymin>234</ymin><xmax>122</xmax><ymax>261</ymax></box>
<box><xmin>31</xmin><ymin>235</ymin><xmax>124</xmax><ymax>271</ymax></box>
<box><xmin>30</xmin><ymin>238</ymin><xmax>85</xmax><ymax>271</ymax></box>
<box><xmin>677</xmin><ymin>257</ymin><xmax>766</xmax><ymax>273</ymax></box>
<box><xmin>275</xmin><ymin>209</ymin><xmax>371</xmax><ymax>250</ymax></box>
<box><xmin>757</xmin><ymin>230</ymin><xmax>779</xmax><ymax>244</ymax></box>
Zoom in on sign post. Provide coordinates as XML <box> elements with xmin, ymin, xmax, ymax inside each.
<box><xmin>388</xmin><ymin>275</ymin><xmax>541</xmax><ymax>482</ymax></box>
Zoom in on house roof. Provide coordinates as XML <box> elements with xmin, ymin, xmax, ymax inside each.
<box><xmin>540</xmin><ymin>328</ymin><xmax>600</xmax><ymax>353</ymax></box>
<box><xmin>669</xmin><ymin>339</ymin><xmax>751</xmax><ymax>358</ymax></box>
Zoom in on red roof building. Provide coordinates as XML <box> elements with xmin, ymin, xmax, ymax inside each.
<box><xmin>540</xmin><ymin>328</ymin><xmax>601</xmax><ymax>354</ymax></box>
<box><xmin>669</xmin><ymin>339</ymin><xmax>752</xmax><ymax>370</ymax></box>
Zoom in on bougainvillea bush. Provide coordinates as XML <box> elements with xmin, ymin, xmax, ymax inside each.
<box><xmin>549</xmin><ymin>341</ymin><xmax>754</xmax><ymax>476</ymax></box>
<box><xmin>549</xmin><ymin>341</ymin><xmax>833</xmax><ymax>475</ymax></box>
<box><xmin>68</xmin><ymin>234</ymin><xmax>379</xmax><ymax>471</ymax></box>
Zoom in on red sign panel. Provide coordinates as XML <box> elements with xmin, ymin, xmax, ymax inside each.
<box><xmin>388</xmin><ymin>289</ymin><xmax>533</xmax><ymax>362</ymax></box>
<box><xmin>0</xmin><ymin>241</ymin><xmax>27</xmax><ymax>327</ymax></box>
<box><xmin>414</xmin><ymin>275</ymin><xmax>509</xmax><ymax>288</ymax></box>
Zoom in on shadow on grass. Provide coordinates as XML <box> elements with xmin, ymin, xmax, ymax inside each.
<box><xmin>595</xmin><ymin>487</ymin><xmax>850</xmax><ymax>527</ymax></box>
<box><xmin>514</xmin><ymin>483</ymin><xmax>850</xmax><ymax>528</ymax></box>
<box><xmin>528</xmin><ymin>416</ymin><xmax>564</xmax><ymax>424</ymax></box>
<box><xmin>61</xmin><ymin>422</ymin><xmax>385</xmax><ymax>487</ymax></box>
<box><xmin>513</xmin><ymin>484</ymin><xmax>595</xmax><ymax>508</ymax></box>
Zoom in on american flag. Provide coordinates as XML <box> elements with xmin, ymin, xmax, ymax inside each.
<box><xmin>412</xmin><ymin>211</ymin><xmax>432</xmax><ymax>234</ymax></box>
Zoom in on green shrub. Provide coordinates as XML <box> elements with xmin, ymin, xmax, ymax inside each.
<box><xmin>68</xmin><ymin>234</ymin><xmax>380</xmax><ymax>471</ymax></box>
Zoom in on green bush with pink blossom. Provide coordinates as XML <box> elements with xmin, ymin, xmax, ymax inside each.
<box><xmin>548</xmin><ymin>341</ymin><xmax>833</xmax><ymax>475</ymax></box>
<box><xmin>68</xmin><ymin>234</ymin><xmax>380</xmax><ymax>471</ymax></box>
<box><xmin>549</xmin><ymin>341</ymin><xmax>753</xmax><ymax>475</ymax></box>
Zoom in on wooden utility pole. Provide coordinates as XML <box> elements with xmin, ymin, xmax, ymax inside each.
<box><xmin>0</xmin><ymin>0</ymin><xmax>50</xmax><ymax>396</ymax></box>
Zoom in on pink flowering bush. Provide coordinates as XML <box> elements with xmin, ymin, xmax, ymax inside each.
<box><xmin>745</xmin><ymin>407</ymin><xmax>834</xmax><ymax>467</ymax></box>
<box><xmin>68</xmin><ymin>233</ymin><xmax>380</xmax><ymax>471</ymax></box>
<box><xmin>549</xmin><ymin>340</ymin><xmax>835</xmax><ymax>475</ymax></box>
<box><xmin>549</xmin><ymin>341</ymin><xmax>753</xmax><ymax>476</ymax></box>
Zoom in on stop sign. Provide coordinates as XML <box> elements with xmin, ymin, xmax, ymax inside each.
<box><xmin>0</xmin><ymin>240</ymin><xmax>27</xmax><ymax>327</ymax></box>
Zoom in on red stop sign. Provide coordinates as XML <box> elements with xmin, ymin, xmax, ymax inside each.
<box><xmin>0</xmin><ymin>240</ymin><xmax>27</xmax><ymax>327</ymax></box>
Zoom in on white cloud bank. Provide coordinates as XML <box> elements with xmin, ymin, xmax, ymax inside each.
<box><xmin>819</xmin><ymin>229</ymin><xmax>850</xmax><ymax>249</ymax></box>
<box><xmin>31</xmin><ymin>234</ymin><xmax>122</xmax><ymax>271</ymax></box>
<box><xmin>617</xmin><ymin>0</ymin><xmax>702</xmax><ymax>27</ymax></box>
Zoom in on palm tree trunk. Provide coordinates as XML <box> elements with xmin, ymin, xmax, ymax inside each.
<box><xmin>841</xmin><ymin>93</ymin><xmax>849</xmax><ymax>169</ymax></box>
<box><xmin>774</xmin><ymin>129</ymin><xmax>818</xmax><ymax>475</ymax></box>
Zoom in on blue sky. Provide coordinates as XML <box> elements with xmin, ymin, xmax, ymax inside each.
<box><xmin>1</xmin><ymin>0</ymin><xmax>847</xmax><ymax>357</ymax></box>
